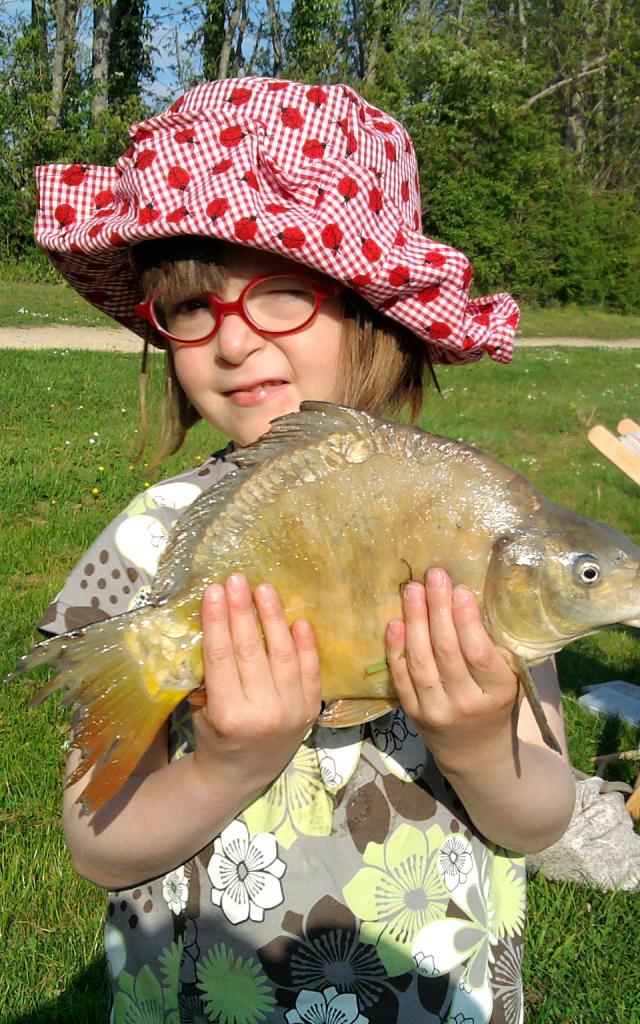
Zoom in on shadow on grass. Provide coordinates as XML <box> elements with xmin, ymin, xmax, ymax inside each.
<box><xmin>5</xmin><ymin>959</ymin><xmax>110</xmax><ymax>1024</ymax></box>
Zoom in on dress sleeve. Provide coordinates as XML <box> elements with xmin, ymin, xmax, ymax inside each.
<box><xmin>37</xmin><ymin>454</ymin><xmax>236</xmax><ymax>637</ymax></box>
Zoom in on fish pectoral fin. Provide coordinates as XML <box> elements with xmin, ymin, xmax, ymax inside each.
<box><xmin>506</xmin><ymin>652</ymin><xmax>563</xmax><ymax>756</ymax></box>
<box><xmin>318</xmin><ymin>697</ymin><xmax>399</xmax><ymax>727</ymax></box>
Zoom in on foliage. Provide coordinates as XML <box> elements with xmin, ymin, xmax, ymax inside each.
<box><xmin>0</xmin><ymin>0</ymin><xmax>638</xmax><ymax>309</ymax></box>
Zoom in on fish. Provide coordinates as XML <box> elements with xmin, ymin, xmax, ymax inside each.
<box><xmin>8</xmin><ymin>402</ymin><xmax>640</xmax><ymax>815</ymax></box>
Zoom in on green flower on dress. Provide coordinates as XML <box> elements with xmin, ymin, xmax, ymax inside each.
<box><xmin>243</xmin><ymin>739</ymin><xmax>334</xmax><ymax>849</ymax></box>
<box><xmin>342</xmin><ymin>822</ymin><xmax>450</xmax><ymax>976</ymax></box>
<box><xmin>488</xmin><ymin>851</ymin><xmax>526</xmax><ymax>942</ymax></box>
<box><xmin>112</xmin><ymin>963</ymin><xmax>179</xmax><ymax>1024</ymax></box>
<box><xmin>197</xmin><ymin>944</ymin><xmax>276</xmax><ymax>1024</ymax></box>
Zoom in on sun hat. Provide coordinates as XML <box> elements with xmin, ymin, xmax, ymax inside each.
<box><xmin>34</xmin><ymin>77</ymin><xmax>519</xmax><ymax>364</ymax></box>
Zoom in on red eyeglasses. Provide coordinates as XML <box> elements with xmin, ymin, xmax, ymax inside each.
<box><xmin>134</xmin><ymin>273</ymin><xmax>342</xmax><ymax>346</ymax></box>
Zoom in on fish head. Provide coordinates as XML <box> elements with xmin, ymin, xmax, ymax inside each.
<box><xmin>484</xmin><ymin>516</ymin><xmax>640</xmax><ymax>661</ymax></box>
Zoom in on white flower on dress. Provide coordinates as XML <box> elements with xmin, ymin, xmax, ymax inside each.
<box><xmin>439</xmin><ymin>835</ymin><xmax>473</xmax><ymax>891</ymax></box>
<box><xmin>318</xmin><ymin>753</ymin><xmax>343</xmax><ymax>788</ymax></box>
<box><xmin>285</xmin><ymin>986</ymin><xmax>369</xmax><ymax>1024</ymax></box>
<box><xmin>207</xmin><ymin>819</ymin><xmax>285</xmax><ymax>925</ymax></box>
<box><xmin>413</xmin><ymin>951</ymin><xmax>438</xmax><ymax>976</ymax></box>
<box><xmin>162</xmin><ymin>864</ymin><xmax>189</xmax><ymax>915</ymax></box>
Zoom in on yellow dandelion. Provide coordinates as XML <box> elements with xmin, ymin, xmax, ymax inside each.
<box><xmin>92</xmin><ymin>487</ymin><xmax>100</xmax><ymax>495</ymax></box>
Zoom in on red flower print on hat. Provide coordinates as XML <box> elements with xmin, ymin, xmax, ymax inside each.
<box><xmin>206</xmin><ymin>197</ymin><xmax>229</xmax><ymax>221</ymax></box>
<box><xmin>280</xmin><ymin>106</ymin><xmax>304</xmax><ymax>129</ymax></box>
<box><xmin>338</xmin><ymin>176</ymin><xmax>358</xmax><ymax>203</ymax></box>
<box><xmin>167</xmin><ymin>166</ymin><xmax>190</xmax><ymax>191</ymax></box>
<box><xmin>388</xmin><ymin>265</ymin><xmax>411</xmax><ymax>288</ymax></box>
<box><xmin>227</xmin><ymin>85</ymin><xmax>253</xmax><ymax>106</ymax></box>
<box><xmin>302</xmin><ymin>138</ymin><xmax>326</xmax><ymax>159</ymax></box>
<box><xmin>55</xmin><ymin>203</ymin><xmax>76</xmax><ymax>228</ymax></box>
<box><xmin>306</xmin><ymin>86</ymin><xmax>328</xmax><ymax>107</ymax></box>
<box><xmin>234</xmin><ymin>216</ymin><xmax>258</xmax><ymax>241</ymax></box>
<box><xmin>321</xmin><ymin>223</ymin><xmax>343</xmax><ymax>252</ymax></box>
<box><xmin>211</xmin><ymin>158</ymin><xmax>233</xmax><ymax>176</ymax></box>
<box><xmin>174</xmin><ymin>128</ymin><xmax>197</xmax><ymax>144</ymax></box>
<box><xmin>135</xmin><ymin>150</ymin><xmax>156</xmax><ymax>171</ymax></box>
<box><xmin>94</xmin><ymin>188</ymin><xmax>114</xmax><ymax>210</ymax></box>
<box><xmin>60</xmin><ymin>165</ymin><xmax>88</xmax><ymax>187</ymax></box>
<box><xmin>220</xmin><ymin>125</ymin><xmax>246</xmax><ymax>148</ymax></box>
<box><xmin>418</xmin><ymin>285</ymin><xmax>441</xmax><ymax>304</ymax></box>
<box><xmin>277</xmin><ymin>226</ymin><xmax>306</xmax><ymax>250</ymax></box>
<box><xmin>361</xmin><ymin>238</ymin><xmax>382</xmax><ymax>262</ymax></box>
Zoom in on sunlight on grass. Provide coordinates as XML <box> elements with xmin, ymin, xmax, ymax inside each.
<box><xmin>1</xmin><ymin>347</ymin><xmax>639</xmax><ymax>1021</ymax></box>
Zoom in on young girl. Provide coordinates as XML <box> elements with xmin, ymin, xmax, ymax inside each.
<box><xmin>34</xmin><ymin>78</ymin><xmax>575</xmax><ymax>1024</ymax></box>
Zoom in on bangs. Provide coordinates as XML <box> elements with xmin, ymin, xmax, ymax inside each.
<box><xmin>130</xmin><ymin>236</ymin><xmax>228</xmax><ymax>308</ymax></box>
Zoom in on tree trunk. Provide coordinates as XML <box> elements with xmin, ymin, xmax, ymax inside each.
<box><xmin>267</xmin><ymin>0</ymin><xmax>283</xmax><ymax>75</ymax></box>
<box><xmin>92</xmin><ymin>0</ymin><xmax>111</xmax><ymax>123</ymax></box>
<box><xmin>48</xmin><ymin>0</ymin><xmax>68</xmax><ymax>127</ymax></box>
<box><xmin>202</xmin><ymin>0</ymin><xmax>225</xmax><ymax>81</ymax></box>
<box><xmin>217</xmin><ymin>0</ymin><xmax>243</xmax><ymax>79</ymax></box>
<box><xmin>517</xmin><ymin>0</ymin><xmax>527</xmax><ymax>60</ymax></box>
<box><xmin>31</xmin><ymin>0</ymin><xmax>49</xmax><ymax>84</ymax></box>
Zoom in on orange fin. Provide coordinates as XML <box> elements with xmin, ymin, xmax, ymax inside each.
<box><xmin>8</xmin><ymin>610</ymin><xmax>198</xmax><ymax>815</ymax></box>
<box><xmin>318</xmin><ymin>697</ymin><xmax>399</xmax><ymax>727</ymax></box>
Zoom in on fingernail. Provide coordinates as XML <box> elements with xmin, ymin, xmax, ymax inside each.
<box><xmin>403</xmin><ymin>582</ymin><xmax>423</xmax><ymax>602</ymax></box>
<box><xmin>207</xmin><ymin>584</ymin><xmax>225</xmax><ymax>602</ymax></box>
<box><xmin>427</xmin><ymin>567</ymin><xmax>446</xmax><ymax>588</ymax></box>
<box><xmin>256</xmin><ymin>582</ymin><xmax>275</xmax><ymax>598</ymax></box>
<box><xmin>387</xmin><ymin>619</ymin><xmax>403</xmax><ymax>638</ymax></box>
<box><xmin>227</xmin><ymin>573</ymin><xmax>246</xmax><ymax>592</ymax></box>
<box><xmin>452</xmin><ymin>585</ymin><xmax>473</xmax><ymax>606</ymax></box>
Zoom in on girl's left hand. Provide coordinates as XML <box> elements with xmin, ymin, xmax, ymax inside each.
<box><xmin>385</xmin><ymin>567</ymin><xmax>520</xmax><ymax>772</ymax></box>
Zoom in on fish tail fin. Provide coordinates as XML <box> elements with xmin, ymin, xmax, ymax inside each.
<box><xmin>8</xmin><ymin>612</ymin><xmax>192</xmax><ymax>815</ymax></box>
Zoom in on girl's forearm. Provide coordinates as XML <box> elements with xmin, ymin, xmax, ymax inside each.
<box><xmin>64</xmin><ymin>752</ymin><xmax>265</xmax><ymax>889</ymax></box>
<box><xmin>433</xmin><ymin>730</ymin><xmax>576</xmax><ymax>853</ymax></box>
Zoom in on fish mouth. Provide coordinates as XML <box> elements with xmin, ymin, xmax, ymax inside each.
<box><xmin>224</xmin><ymin>380</ymin><xmax>290</xmax><ymax>407</ymax></box>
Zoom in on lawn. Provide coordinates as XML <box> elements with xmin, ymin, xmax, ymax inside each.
<box><xmin>1</xmin><ymin>346</ymin><xmax>639</xmax><ymax>1023</ymax></box>
<box><xmin>2</xmin><ymin>276</ymin><xmax>640</xmax><ymax>339</ymax></box>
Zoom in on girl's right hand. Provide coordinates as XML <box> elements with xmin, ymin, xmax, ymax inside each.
<box><xmin>192</xmin><ymin>574</ymin><xmax>322</xmax><ymax>792</ymax></box>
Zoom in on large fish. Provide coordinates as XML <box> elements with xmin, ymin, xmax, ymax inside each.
<box><xmin>9</xmin><ymin>403</ymin><xmax>640</xmax><ymax>814</ymax></box>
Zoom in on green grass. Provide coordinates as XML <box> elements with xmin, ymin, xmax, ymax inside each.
<box><xmin>1</xmin><ymin>347</ymin><xmax>639</xmax><ymax>1022</ymax></box>
<box><xmin>1</xmin><ymin>276</ymin><xmax>640</xmax><ymax>338</ymax></box>
<box><xmin>518</xmin><ymin>303</ymin><xmax>640</xmax><ymax>339</ymax></box>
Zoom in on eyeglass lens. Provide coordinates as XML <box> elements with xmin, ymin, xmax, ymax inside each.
<box><xmin>153</xmin><ymin>276</ymin><xmax>320</xmax><ymax>341</ymax></box>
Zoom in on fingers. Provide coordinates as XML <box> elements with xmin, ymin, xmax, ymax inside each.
<box><xmin>450</xmin><ymin>583</ymin><xmax>517</xmax><ymax>695</ymax></box>
<box><xmin>202</xmin><ymin>575</ymin><xmax>320</xmax><ymax>712</ymax></box>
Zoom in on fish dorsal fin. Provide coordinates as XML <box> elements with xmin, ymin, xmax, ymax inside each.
<box><xmin>150</xmin><ymin>403</ymin><xmax>382</xmax><ymax>603</ymax></box>
<box><xmin>229</xmin><ymin>402</ymin><xmax>379</xmax><ymax>469</ymax></box>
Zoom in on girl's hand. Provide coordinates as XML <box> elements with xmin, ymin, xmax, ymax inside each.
<box><xmin>385</xmin><ymin>567</ymin><xmax>520</xmax><ymax>773</ymax></box>
<box><xmin>192</xmin><ymin>574</ymin><xmax>322</xmax><ymax>791</ymax></box>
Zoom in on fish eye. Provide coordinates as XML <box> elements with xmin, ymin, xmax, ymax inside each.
<box><xmin>574</xmin><ymin>555</ymin><xmax>601</xmax><ymax>585</ymax></box>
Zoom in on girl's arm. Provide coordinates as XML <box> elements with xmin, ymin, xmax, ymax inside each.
<box><xmin>386</xmin><ymin>569</ymin><xmax>576</xmax><ymax>853</ymax></box>
<box><xmin>64</xmin><ymin>575</ymin><xmax>321</xmax><ymax>889</ymax></box>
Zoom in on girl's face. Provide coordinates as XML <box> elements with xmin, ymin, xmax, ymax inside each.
<box><xmin>169</xmin><ymin>248</ymin><xmax>344</xmax><ymax>446</ymax></box>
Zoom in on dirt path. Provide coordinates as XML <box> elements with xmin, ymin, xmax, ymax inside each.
<box><xmin>1</xmin><ymin>324</ymin><xmax>639</xmax><ymax>352</ymax></box>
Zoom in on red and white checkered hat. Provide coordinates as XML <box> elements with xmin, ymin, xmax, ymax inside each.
<box><xmin>35</xmin><ymin>77</ymin><xmax>519</xmax><ymax>363</ymax></box>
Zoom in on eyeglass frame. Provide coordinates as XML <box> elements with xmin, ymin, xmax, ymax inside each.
<box><xmin>134</xmin><ymin>272</ymin><xmax>343</xmax><ymax>347</ymax></box>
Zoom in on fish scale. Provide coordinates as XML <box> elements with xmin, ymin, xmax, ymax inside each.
<box><xmin>7</xmin><ymin>401</ymin><xmax>640</xmax><ymax>815</ymax></box>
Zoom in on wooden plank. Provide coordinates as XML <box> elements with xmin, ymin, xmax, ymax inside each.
<box><xmin>588</xmin><ymin>425</ymin><xmax>640</xmax><ymax>487</ymax></box>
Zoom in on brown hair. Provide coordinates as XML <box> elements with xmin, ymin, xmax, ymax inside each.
<box><xmin>129</xmin><ymin>237</ymin><xmax>436</xmax><ymax>466</ymax></box>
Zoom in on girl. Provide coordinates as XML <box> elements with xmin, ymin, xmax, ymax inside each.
<box><xmin>34</xmin><ymin>78</ymin><xmax>575</xmax><ymax>1024</ymax></box>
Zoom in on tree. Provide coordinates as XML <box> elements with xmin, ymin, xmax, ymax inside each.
<box><xmin>109</xmin><ymin>0</ymin><xmax>151</xmax><ymax>105</ymax></box>
<box><xmin>92</xmin><ymin>0</ymin><xmax>111</xmax><ymax>123</ymax></box>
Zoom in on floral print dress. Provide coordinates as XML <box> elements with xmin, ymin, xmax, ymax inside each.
<box><xmin>40</xmin><ymin>453</ymin><xmax>527</xmax><ymax>1024</ymax></box>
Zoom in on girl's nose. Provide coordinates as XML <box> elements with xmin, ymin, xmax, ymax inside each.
<box><xmin>213</xmin><ymin>312</ymin><xmax>265</xmax><ymax>364</ymax></box>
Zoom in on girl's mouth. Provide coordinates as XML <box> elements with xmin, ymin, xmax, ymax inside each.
<box><xmin>226</xmin><ymin>380</ymin><xmax>289</xmax><ymax>407</ymax></box>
